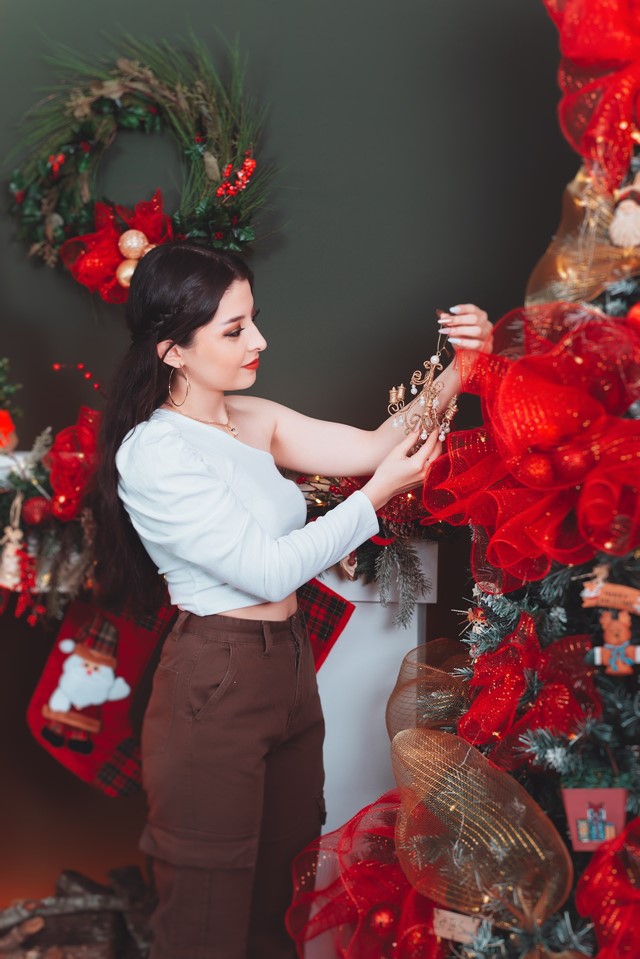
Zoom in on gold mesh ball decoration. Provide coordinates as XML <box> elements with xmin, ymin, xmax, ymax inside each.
<box><xmin>525</xmin><ymin>167</ymin><xmax>640</xmax><ymax>306</ymax></box>
<box><xmin>385</xmin><ymin>638</ymin><xmax>470</xmax><ymax>740</ymax></box>
<box><xmin>391</xmin><ymin>729</ymin><xmax>573</xmax><ymax>929</ymax></box>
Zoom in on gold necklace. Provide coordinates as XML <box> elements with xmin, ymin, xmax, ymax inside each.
<box><xmin>165</xmin><ymin>404</ymin><xmax>239</xmax><ymax>437</ymax></box>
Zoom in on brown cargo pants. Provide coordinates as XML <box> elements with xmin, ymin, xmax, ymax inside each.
<box><xmin>139</xmin><ymin>609</ymin><xmax>325</xmax><ymax>958</ymax></box>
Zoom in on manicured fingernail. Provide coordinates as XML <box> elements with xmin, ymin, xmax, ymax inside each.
<box><xmin>437</xmin><ymin>317</ymin><xmax>451</xmax><ymax>325</ymax></box>
<box><xmin>448</xmin><ymin>336</ymin><xmax>462</xmax><ymax>345</ymax></box>
<box><xmin>449</xmin><ymin>306</ymin><xmax>461</xmax><ymax>314</ymax></box>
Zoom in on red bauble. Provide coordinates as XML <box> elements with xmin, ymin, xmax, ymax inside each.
<box><xmin>554</xmin><ymin>447</ymin><xmax>594</xmax><ymax>483</ymax></box>
<box><xmin>369</xmin><ymin>906</ymin><xmax>397</xmax><ymax>938</ymax></box>
<box><xmin>22</xmin><ymin>496</ymin><xmax>52</xmax><ymax>526</ymax></box>
<box><xmin>627</xmin><ymin>303</ymin><xmax>640</xmax><ymax>323</ymax></box>
<box><xmin>404</xmin><ymin>927</ymin><xmax>428</xmax><ymax>948</ymax></box>
<box><xmin>515</xmin><ymin>452</ymin><xmax>554</xmax><ymax>487</ymax></box>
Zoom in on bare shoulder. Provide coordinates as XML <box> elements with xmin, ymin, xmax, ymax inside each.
<box><xmin>226</xmin><ymin>394</ymin><xmax>285</xmax><ymax>420</ymax></box>
<box><xmin>225</xmin><ymin>395</ymin><xmax>288</xmax><ymax>450</ymax></box>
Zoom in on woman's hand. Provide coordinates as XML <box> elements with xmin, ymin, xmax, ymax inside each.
<box><xmin>438</xmin><ymin>303</ymin><xmax>493</xmax><ymax>354</ymax></box>
<box><xmin>360</xmin><ymin>428</ymin><xmax>442</xmax><ymax>512</ymax></box>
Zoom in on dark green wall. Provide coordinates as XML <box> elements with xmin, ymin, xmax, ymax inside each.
<box><xmin>3</xmin><ymin>0</ymin><xmax>576</xmax><ymax>441</ymax></box>
<box><xmin>1</xmin><ymin>0</ymin><xmax>578</xmax><ymax>902</ymax></box>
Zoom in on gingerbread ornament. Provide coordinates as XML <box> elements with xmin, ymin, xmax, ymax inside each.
<box><xmin>592</xmin><ymin>610</ymin><xmax>640</xmax><ymax>675</ymax></box>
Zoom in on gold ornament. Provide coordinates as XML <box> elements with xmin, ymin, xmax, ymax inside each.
<box><xmin>385</xmin><ymin>639</ymin><xmax>470</xmax><ymax>740</ymax></box>
<box><xmin>387</xmin><ymin>334</ymin><xmax>458</xmax><ymax>442</ymax></box>
<box><xmin>115</xmin><ymin>258</ymin><xmax>138</xmax><ymax>288</ymax></box>
<box><xmin>142</xmin><ymin>243</ymin><xmax>157</xmax><ymax>256</ymax></box>
<box><xmin>391</xmin><ymin>728</ymin><xmax>574</xmax><ymax>936</ymax></box>
<box><xmin>117</xmin><ymin>229</ymin><xmax>149</xmax><ymax>259</ymax></box>
<box><xmin>526</xmin><ymin>166</ymin><xmax>640</xmax><ymax>305</ymax></box>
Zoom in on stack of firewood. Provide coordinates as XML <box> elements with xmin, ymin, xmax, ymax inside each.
<box><xmin>0</xmin><ymin>868</ymin><xmax>154</xmax><ymax>959</ymax></box>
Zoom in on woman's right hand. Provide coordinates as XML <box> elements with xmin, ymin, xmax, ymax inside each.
<box><xmin>360</xmin><ymin>429</ymin><xmax>442</xmax><ymax>512</ymax></box>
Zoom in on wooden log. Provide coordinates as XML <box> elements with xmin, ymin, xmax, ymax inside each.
<box><xmin>0</xmin><ymin>918</ymin><xmax>44</xmax><ymax>952</ymax></box>
<box><xmin>0</xmin><ymin>950</ymin><xmax>43</xmax><ymax>959</ymax></box>
<box><xmin>0</xmin><ymin>897</ymin><xmax>125</xmax><ymax>933</ymax></box>
<box><xmin>43</xmin><ymin>946</ymin><xmax>113</xmax><ymax>959</ymax></box>
<box><xmin>106</xmin><ymin>868</ymin><xmax>154</xmax><ymax>955</ymax></box>
<box><xmin>1</xmin><ymin>941</ymin><xmax>114</xmax><ymax>959</ymax></box>
<box><xmin>54</xmin><ymin>875</ymin><xmax>111</xmax><ymax>899</ymax></box>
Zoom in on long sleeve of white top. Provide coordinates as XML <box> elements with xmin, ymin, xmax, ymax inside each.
<box><xmin>118</xmin><ymin>427</ymin><xmax>380</xmax><ymax>604</ymax></box>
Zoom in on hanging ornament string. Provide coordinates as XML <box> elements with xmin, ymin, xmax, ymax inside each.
<box><xmin>8</xmin><ymin>37</ymin><xmax>272</xmax><ymax>302</ymax></box>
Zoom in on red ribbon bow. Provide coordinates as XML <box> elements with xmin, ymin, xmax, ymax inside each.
<box><xmin>286</xmin><ymin>791</ymin><xmax>445</xmax><ymax>958</ymax></box>
<box><xmin>45</xmin><ymin>406</ymin><xmax>101</xmax><ymax>521</ymax></box>
<box><xmin>422</xmin><ymin>303</ymin><xmax>640</xmax><ymax>593</ymax></box>
<box><xmin>543</xmin><ymin>0</ymin><xmax>640</xmax><ymax>192</ymax></box>
<box><xmin>59</xmin><ymin>189</ymin><xmax>173</xmax><ymax>303</ymax></box>
<box><xmin>576</xmin><ymin>815</ymin><xmax>640</xmax><ymax>958</ymax></box>
<box><xmin>458</xmin><ymin>613</ymin><xmax>601</xmax><ymax>769</ymax></box>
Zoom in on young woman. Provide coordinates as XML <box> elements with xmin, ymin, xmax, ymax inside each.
<box><xmin>93</xmin><ymin>241</ymin><xmax>492</xmax><ymax>959</ymax></box>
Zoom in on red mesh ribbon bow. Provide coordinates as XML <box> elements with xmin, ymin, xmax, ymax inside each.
<box><xmin>46</xmin><ymin>406</ymin><xmax>101</xmax><ymax>521</ymax></box>
<box><xmin>422</xmin><ymin>303</ymin><xmax>640</xmax><ymax>593</ymax></box>
<box><xmin>286</xmin><ymin>791</ymin><xmax>445</xmax><ymax>959</ymax></box>
<box><xmin>458</xmin><ymin>612</ymin><xmax>601</xmax><ymax>769</ymax></box>
<box><xmin>576</xmin><ymin>816</ymin><xmax>640</xmax><ymax>959</ymax></box>
<box><xmin>59</xmin><ymin>190</ymin><xmax>173</xmax><ymax>303</ymax></box>
<box><xmin>543</xmin><ymin>0</ymin><xmax>640</xmax><ymax>191</ymax></box>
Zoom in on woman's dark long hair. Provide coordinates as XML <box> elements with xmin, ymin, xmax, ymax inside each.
<box><xmin>90</xmin><ymin>241</ymin><xmax>253</xmax><ymax>615</ymax></box>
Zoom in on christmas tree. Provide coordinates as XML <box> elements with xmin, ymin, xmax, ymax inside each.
<box><xmin>288</xmin><ymin>3</ymin><xmax>640</xmax><ymax>957</ymax></box>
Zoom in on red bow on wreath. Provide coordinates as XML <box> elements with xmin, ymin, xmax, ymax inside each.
<box><xmin>422</xmin><ymin>303</ymin><xmax>640</xmax><ymax>593</ymax></box>
<box><xmin>543</xmin><ymin>0</ymin><xmax>640</xmax><ymax>192</ymax></box>
<box><xmin>286</xmin><ymin>791</ymin><xmax>445</xmax><ymax>959</ymax></box>
<box><xmin>575</xmin><ymin>815</ymin><xmax>640</xmax><ymax>959</ymax></box>
<box><xmin>458</xmin><ymin>612</ymin><xmax>601</xmax><ymax>769</ymax></box>
<box><xmin>45</xmin><ymin>406</ymin><xmax>101</xmax><ymax>521</ymax></box>
<box><xmin>59</xmin><ymin>190</ymin><xmax>173</xmax><ymax>303</ymax></box>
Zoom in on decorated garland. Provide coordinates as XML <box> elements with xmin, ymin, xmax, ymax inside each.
<box><xmin>8</xmin><ymin>37</ymin><xmax>269</xmax><ymax>302</ymax></box>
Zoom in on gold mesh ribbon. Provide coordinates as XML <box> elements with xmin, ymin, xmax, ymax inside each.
<box><xmin>391</xmin><ymin>728</ymin><xmax>574</xmax><ymax>938</ymax></box>
<box><xmin>385</xmin><ymin>638</ymin><xmax>470</xmax><ymax>741</ymax></box>
<box><xmin>526</xmin><ymin>167</ymin><xmax>640</xmax><ymax>305</ymax></box>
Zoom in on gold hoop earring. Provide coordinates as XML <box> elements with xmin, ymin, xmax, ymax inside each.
<box><xmin>168</xmin><ymin>366</ymin><xmax>190</xmax><ymax>407</ymax></box>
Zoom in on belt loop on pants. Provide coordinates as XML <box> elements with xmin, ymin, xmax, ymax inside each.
<box><xmin>173</xmin><ymin>609</ymin><xmax>191</xmax><ymax>640</ymax></box>
<box><xmin>261</xmin><ymin>620</ymin><xmax>273</xmax><ymax>655</ymax></box>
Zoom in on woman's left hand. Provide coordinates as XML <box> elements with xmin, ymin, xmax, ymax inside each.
<box><xmin>438</xmin><ymin>303</ymin><xmax>493</xmax><ymax>354</ymax></box>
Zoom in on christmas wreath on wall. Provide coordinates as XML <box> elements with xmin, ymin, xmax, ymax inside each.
<box><xmin>8</xmin><ymin>37</ymin><xmax>269</xmax><ymax>303</ymax></box>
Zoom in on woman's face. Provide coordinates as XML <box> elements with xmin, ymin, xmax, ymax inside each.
<box><xmin>175</xmin><ymin>278</ymin><xmax>266</xmax><ymax>393</ymax></box>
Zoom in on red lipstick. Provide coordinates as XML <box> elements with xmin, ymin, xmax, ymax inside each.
<box><xmin>243</xmin><ymin>358</ymin><xmax>260</xmax><ymax>370</ymax></box>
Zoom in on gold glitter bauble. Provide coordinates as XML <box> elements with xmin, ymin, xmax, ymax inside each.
<box><xmin>117</xmin><ymin>229</ymin><xmax>149</xmax><ymax>259</ymax></box>
<box><xmin>142</xmin><ymin>243</ymin><xmax>157</xmax><ymax>256</ymax></box>
<box><xmin>115</xmin><ymin>258</ymin><xmax>138</xmax><ymax>288</ymax></box>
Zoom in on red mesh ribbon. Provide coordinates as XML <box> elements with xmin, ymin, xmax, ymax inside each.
<box><xmin>422</xmin><ymin>303</ymin><xmax>640</xmax><ymax>593</ymax></box>
<box><xmin>286</xmin><ymin>791</ymin><xmax>445</xmax><ymax>959</ymax></box>
<box><xmin>59</xmin><ymin>189</ymin><xmax>173</xmax><ymax>303</ymax></box>
<box><xmin>543</xmin><ymin>0</ymin><xmax>640</xmax><ymax>191</ymax></box>
<box><xmin>457</xmin><ymin>612</ymin><xmax>601</xmax><ymax>769</ymax></box>
<box><xmin>46</xmin><ymin>406</ymin><xmax>101</xmax><ymax>521</ymax></box>
<box><xmin>0</xmin><ymin>410</ymin><xmax>15</xmax><ymax>447</ymax></box>
<box><xmin>575</xmin><ymin>816</ymin><xmax>640</xmax><ymax>958</ymax></box>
